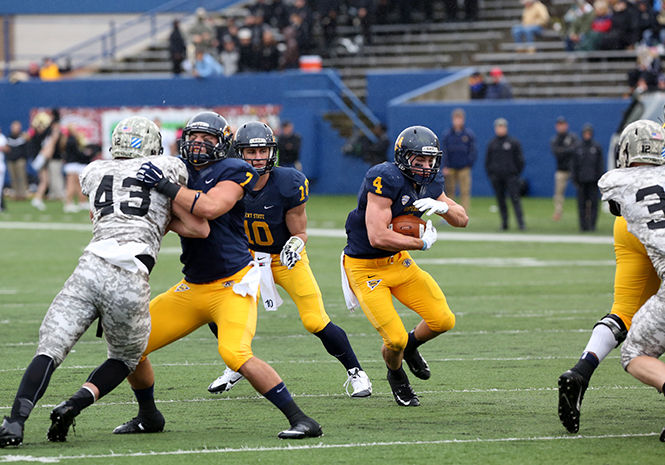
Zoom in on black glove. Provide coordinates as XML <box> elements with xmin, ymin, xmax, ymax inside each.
<box><xmin>136</xmin><ymin>161</ymin><xmax>181</xmax><ymax>200</ymax></box>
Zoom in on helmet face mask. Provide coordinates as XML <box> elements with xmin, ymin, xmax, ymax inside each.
<box><xmin>233</xmin><ymin>121</ymin><xmax>277</xmax><ymax>175</ymax></box>
<box><xmin>180</xmin><ymin>111</ymin><xmax>233</xmax><ymax>166</ymax></box>
<box><xmin>617</xmin><ymin>119</ymin><xmax>665</xmax><ymax>168</ymax></box>
<box><xmin>110</xmin><ymin>116</ymin><xmax>163</xmax><ymax>159</ymax></box>
<box><xmin>393</xmin><ymin>125</ymin><xmax>442</xmax><ymax>184</ymax></box>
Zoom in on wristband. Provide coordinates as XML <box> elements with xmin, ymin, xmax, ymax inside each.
<box><xmin>190</xmin><ymin>191</ymin><xmax>201</xmax><ymax>213</ymax></box>
<box><xmin>421</xmin><ymin>240</ymin><xmax>427</xmax><ymax>251</ymax></box>
<box><xmin>156</xmin><ymin>178</ymin><xmax>181</xmax><ymax>200</ymax></box>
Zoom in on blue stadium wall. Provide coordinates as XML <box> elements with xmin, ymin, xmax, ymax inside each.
<box><xmin>0</xmin><ymin>1</ymin><xmax>230</xmax><ymax>14</ymax></box>
<box><xmin>0</xmin><ymin>70</ymin><xmax>630</xmax><ymax>196</ymax></box>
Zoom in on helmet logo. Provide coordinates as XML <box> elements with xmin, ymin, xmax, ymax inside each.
<box><xmin>249</xmin><ymin>137</ymin><xmax>267</xmax><ymax>145</ymax></box>
<box><xmin>422</xmin><ymin>146</ymin><xmax>438</xmax><ymax>154</ymax></box>
<box><xmin>130</xmin><ymin>137</ymin><xmax>142</xmax><ymax>149</ymax></box>
<box><xmin>191</xmin><ymin>122</ymin><xmax>210</xmax><ymax>129</ymax></box>
<box><xmin>120</xmin><ymin>125</ymin><xmax>133</xmax><ymax>132</ymax></box>
<box><xmin>395</xmin><ymin>136</ymin><xmax>404</xmax><ymax>150</ymax></box>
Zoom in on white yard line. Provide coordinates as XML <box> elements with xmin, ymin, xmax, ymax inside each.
<box><xmin>0</xmin><ymin>432</ymin><xmax>657</xmax><ymax>463</ymax></box>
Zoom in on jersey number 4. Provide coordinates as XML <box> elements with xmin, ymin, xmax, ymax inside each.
<box><xmin>94</xmin><ymin>175</ymin><xmax>151</xmax><ymax>217</ymax></box>
<box><xmin>636</xmin><ymin>185</ymin><xmax>665</xmax><ymax>230</ymax></box>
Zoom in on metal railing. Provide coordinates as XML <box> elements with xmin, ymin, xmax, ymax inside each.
<box><xmin>42</xmin><ymin>0</ymin><xmax>243</xmax><ymax>73</ymax></box>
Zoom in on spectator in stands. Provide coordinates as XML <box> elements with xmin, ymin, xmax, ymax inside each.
<box><xmin>598</xmin><ymin>0</ymin><xmax>639</xmax><ymax>50</ymax></box>
<box><xmin>169</xmin><ymin>19</ymin><xmax>187</xmax><ymax>76</ymax></box>
<box><xmin>28</xmin><ymin>112</ymin><xmax>58</xmax><ymax>211</ymax></box>
<box><xmin>577</xmin><ymin>0</ymin><xmax>613</xmax><ymax>51</ymax></box>
<box><xmin>219</xmin><ymin>38</ymin><xmax>239</xmax><ymax>76</ymax></box>
<box><xmin>320</xmin><ymin>7</ymin><xmax>339</xmax><ymax>56</ymax></box>
<box><xmin>469</xmin><ymin>71</ymin><xmax>487</xmax><ymax>99</ymax></box>
<box><xmin>627</xmin><ymin>44</ymin><xmax>661</xmax><ymax>95</ymax></box>
<box><xmin>0</xmin><ymin>128</ymin><xmax>7</xmax><ymax>212</ymax></box>
<box><xmin>571</xmin><ymin>123</ymin><xmax>604</xmax><ymax>231</ymax></box>
<box><xmin>562</xmin><ymin>0</ymin><xmax>595</xmax><ymax>51</ymax></box>
<box><xmin>550</xmin><ymin>116</ymin><xmax>579</xmax><ymax>222</ymax></box>
<box><xmin>485</xmin><ymin>118</ymin><xmax>526</xmax><ymax>231</ymax></box>
<box><xmin>39</xmin><ymin>57</ymin><xmax>61</xmax><ymax>81</ymax></box>
<box><xmin>485</xmin><ymin>67</ymin><xmax>513</xmax><ymax>99</ymax></box>
<box><xmin>512</xmin><ymin>0</ymin><xmax>551</xmax><ymax>53</ymax></box>
<box><xmin>27</xmin><ymin>62</ymin><xmax>40</xmax><ymax>80</ymax></box>
<box><xmin>187</xmin><ymin>7</ymin><xmax>217</xmax><ymax>59</ymax></box>
<box><xmin>635</xmin><ymin>0</ymin><xmax>662</xmax><ymax>45</ymax></box>
<box><xmin>190</xmin><ymin>49</ymin><xmax>224</xmax><ymax>78</ymax></box>
<box><xmin>6</xmin><ymin>121</ymin><xmax>29</xmax><ymax>201</ymax></box>
<box><xmin>277</xmin><ymin>121</ymin><xmax>302</xmax><ymax>170</ymax></box>
<box><xmin>441</xmin><ymin>108</ymin><xmax>477</xmax><ymax>212</ymax></box>
<box><xmin>237</xmin><ymin>28</ymin><xmax>259</xmax><ymax>72</ymax></box>
<box><xmin>258</xmin><ymin>29</ymin><xmax>281</xmax><ymax>72</ymax></box>
<box><xmin>464</xmin><ymin>0</ymin><xmax>479</xmax><ymax>21</ymax></box>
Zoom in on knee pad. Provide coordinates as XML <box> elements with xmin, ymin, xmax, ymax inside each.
<box><xmin>428</xmin><ymin>312</ymin><xmax>456</xmax><ymax>333</ymax></box>
<box><xmin>219</xmin><ymin>346</ymin><xmax>253</xmax><ymax>372</ymax></box>
<box><xmin>593</xmin><ymin>313</ymin><xmax>628</xmax><ymax>347</ymax></box>
<box><xmin>301</xmin><ymin>313</ymin><xmax>328</xmax><ymax>334</ymax></box>
<box><xmin>384</xmin><ymin>331</ymin><xmax>409</xmax><ymax>353</ymax></box>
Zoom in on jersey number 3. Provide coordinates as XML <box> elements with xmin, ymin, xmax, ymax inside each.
<box><xmin>636</xmin><ymin>185</ymin><xmax>665</xmax><ymax>230</ymax></box>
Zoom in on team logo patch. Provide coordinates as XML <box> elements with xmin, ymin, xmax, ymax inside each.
<box><xmin>403</xmin><ymin>258</ymin><xmax>412</xmax><ymax>268</ymax></box>
<box><xmin>120</xmin><ymin>125</ymin><xmax>133</xmax><ymax>132</ymax></box>
<box><xmin>249</xmin><ymin>137</ymin><xmax>267</xmax><ymax>145</ymax></box>
<box><xmin>223</xmin><ymin>280</ymin><xmax>235</xmax><ymax>288</ymax></box>
<box><xmin>367</xmin><ymin>279</ymin><xmax>382</xmax><ymax>291</ymax></box>
<box><xmin>175</xmin><ymin>283</ymin><xmax>190</xmax><ymax>292</ymax></box>
<box><xmin>422</xmin><ymin>145</ymin><xmax>438</xmax><ymax>154</ymax></box>
<box><xmin>652</xmin><ymin>131</ymin><xmax>664</xmax><ymax>140</ymax></box>
<box><xmin>130</xmin><ymin>137</ymin><xmax>142</xmax><ymax>149</ymax></box>
<box><xmin>401</xmin><ymin>195</ymin><xmax>410</xmax><ymax>205</ymax></box>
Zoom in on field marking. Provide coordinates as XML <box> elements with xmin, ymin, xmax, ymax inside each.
<box><xmin>0</xmin><ymin>432</ymin><xmax>658</xmax><ymax>463</ymax></box>
<box><xmin>417</xmin><ymin>258</ymin><xmax>614</xmax><ymax>267</ymax></box>
<box><xmin>0</xmin><ymin>222</ymin><xmax>612</xmax><ymax>244</ymax></box>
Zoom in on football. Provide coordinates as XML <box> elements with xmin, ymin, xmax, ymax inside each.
<box><xmin>389</xmin><ymin>215</ymin><xmax>426</xmax><ymax>238</ymax></box>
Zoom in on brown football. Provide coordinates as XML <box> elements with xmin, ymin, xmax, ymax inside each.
<box><xmin>389</xmin><ymin>215</ymin><xmax>425</xmax><ymax>238</ymax></box>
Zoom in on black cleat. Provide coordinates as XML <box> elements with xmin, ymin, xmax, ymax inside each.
<box><xmin>0</xmin><ymin>417</ymin><xmax>24</xmax><ymax>448</ymax></box>
<box><xmin>112</xmin><ymin>411</ymin><xmax>165</xmax><ymax>434</ymax></box>
<box><xmin>277</xmin><ymin>417</ymin><xmax>323</xmax><ymax>439</ymax></box>
<box><xmin>660</xmin><ymin>427</ymin><xmax>665</xmax><ymax>442</ymax></box>
<box><xmin>387</xmin><ymin>370</ymin><xmax>420</xmax><ymax>407</ymax></box>
<box><xmin>558</xmin><ymin>369</ymin><xmax>588</xmax><ymax>433</ymax></box>
<box><xmin>47</xmin><ymin>401</ymin><xmax>78</xmax><ymax>442</ymax></box>
<box><xmin>403</xmin><ymin>347</ymin><xmax>431</xmax><ymax>380</ymax></box>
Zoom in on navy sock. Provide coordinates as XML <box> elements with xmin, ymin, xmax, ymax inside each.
<box><xmin>573</xmin><ymin>352</ymin><xmax>599</xmax><ymax>381</ymax></box>
<box><xmin>264</xmin><ymin>382</ymin><xmax>306</xmax><ymax>425</ymax></box>
<box><xmin>405</xmin><ymin>330</ymin><xmax>424</xmax><ymax>353</ymax></box>
<box><xmin>69</xmin><ymin>387</ymin><xmax>95</xmax><ymax>413</ymax></box>
<box><xmin>86</xmin><ymin>359</ymin><xmax>130</xmax><ymax>399</ymax></box>
<box><xmin>387</xmin><ymin>365</ymin><xmax>409</xmax><ymax>383</ymax></box>
<box><xmin>314</xmin><ymin>322</ymin><xmax>361</xmax><ymax>371</ymax></box>
<box><xmin>11</xmin><ymin>354</ymin><xmax>56</xmax><ymax>423</ymax></box>
<box><xmin>133</xmin><ymin>384</ymin><xmax>158</xmax><ymax>416</ymax></box>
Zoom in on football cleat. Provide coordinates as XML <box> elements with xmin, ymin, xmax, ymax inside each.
<box><xmin>112</xmin><ymin>411</ymin><xmax>165</xmax><ymax>434</ymax></box>
<box><xmin>208</xmin><ymin>367</ymin><xmax>244</xmax><ymax>394</ymax></box>
<box><xmin>47</xmin><ymin>401</ymin><xmax>78</xmax><ymax>442</ymax></box>
<box><xmin>0</xmin><ymin>417</ymin><xmax>24</xmax><ymax>448</ymax></box>
<box><xmin>403</xmin><ymin>347</ymin><xmax>431</xmax><ymax>380</ymax></box>
<box><xmin>660</xmin><ymin>427</ymin><xmax>665</xmax><ymax>442</ymax></box>
<box><xmin>387</xmin><ymin>370</ymin><xmax>420</xmax><ymax>407</ymax></box>
<box><xmin>343</xmin><ymin>368</ymin><xmax>372</xmax><ymax>398</ymax></box>
<box><xmin>277</xmin><ymin>417</ymin><xmax>323</xmax><ymax>439</ymax></box>
<box><xmin>558</xmin><ymin>369</ymin><xmax>589</xmax><ymax>433</ymax></box>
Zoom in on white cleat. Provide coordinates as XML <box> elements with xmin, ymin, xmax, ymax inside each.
<box><xmin>208</xmin><ymin>367</ymin><xmax>244</xmax><ymax>393</ymax></box>
<box><xmin>343</xmin><ymin>367</ymin><xmax>372</xmax><ymax>398</ymax></box>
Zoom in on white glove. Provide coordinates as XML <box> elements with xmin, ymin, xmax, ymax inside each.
<box><xmin>280</xmin><ymin>236</ymin><xmax>305</xmax><ymax>269</ymax></box>
<box><xmin>421</xmin><ymin>220</ymin><xmax>437</xmax><ymax>251</ymax></box>
<box><xmin>413</xmin><ymin>197</ymin><xmax>449</xmax><ymax>216</ymax></box>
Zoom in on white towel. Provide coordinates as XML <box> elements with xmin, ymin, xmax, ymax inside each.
<box><xmin>254</xmin><ymin>252</ymin><xmax>283</xmax><ymax>311</ymax></box>
<box><xmin>85</xmin><ymin>239</ymin><xmax>150</xmax><ymax>274</ymax></box>
<box><xmin>232</xmin><ymin>261</ymin><xmax>261</xmax><ymax>299</ymax></box>
<box><xmin>340</xmin><ymin>252</ymin><xmax>360</xmax><ymax>312</ymax></box>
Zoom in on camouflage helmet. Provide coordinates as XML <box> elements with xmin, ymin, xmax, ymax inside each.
<box><xmin>617</xmin><ymin>119</ymin><xmax>665</xmax><ymax>168</ymax></box>
<box><xmin>110</xmin><ymin>116</ymin><xmax>164</xmax><ymax>159</ymax></box>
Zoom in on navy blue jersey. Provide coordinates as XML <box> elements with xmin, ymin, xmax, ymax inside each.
<box><xmin>180</xmin><ymin>158</ymin><xmax>258</xmax><ymax>283</ymax></box>
<box><xmin>344</xmin><ymin>162</ymin><xmax>444</xmax><ymax>258</ymax></box>
<box><xmin>244</xmin><ymin>166</ymin><xmax>308</xmax><ymax>254</ymax></box>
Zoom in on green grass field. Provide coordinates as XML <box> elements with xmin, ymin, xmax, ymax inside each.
<box><xmin>1</xmin><ymin>195</ymin><xmax>663</xmax><ymax>464</ymax></box>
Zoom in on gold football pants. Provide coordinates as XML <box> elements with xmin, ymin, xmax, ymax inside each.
<box><xmin>343</xmin><ymin>251</ymin><xmax>455</xmax><ymax>351</ymax></box>
<box><xmin>142</xmin><ymin>265</ymin><xmax>257</xmax><ymax>371</ymax></box>
<box><xmin>611</xmin><ymin>216</ymin><xmax>660</xmax><ymax>329</ymax></box>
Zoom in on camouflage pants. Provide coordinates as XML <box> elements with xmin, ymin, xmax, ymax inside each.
<box><xmin>621</xmin><ymin>286</ymin><xmax>665</xmax><ymax>369</ymax></box>
<box><xmin>37</xmin><ymin>251</ymin><xmax>151</xmax><ymax>371</ymax></box>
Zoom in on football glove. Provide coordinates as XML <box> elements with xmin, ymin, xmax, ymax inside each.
<box><xmin>280</xmin><ymin>236</ymin><xmax>305</xmax><ymax>269</ymax></box>
<box><xmin>136</xmin><ymin>162</ymin><xmax>180</xmax><ymax>200</ymax></box>
<box><xmin>413</xmin><ymin>197</ymin><xmax>449</xmax><ymax>216</ymax></box>
<box><xmin>421</xmin><ymin>220</ymin><xmax>437</xmax><ymax>251</ymax></box>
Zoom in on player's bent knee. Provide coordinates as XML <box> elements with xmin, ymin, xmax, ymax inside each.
<box><xmin>594</xmin><ymin>313</ymin><xmax>628</xmax><ymax>347</ymax></box>
<box><xmin>384</xmin><ymin>331</ymin><xmax>409</xmax><ymax>352</ymax></box>
<box><xmin>219</xmin><ymin>346</ymin><xmax>253</xmax><ymax>372</ymax></box>
<box><xmin>428</xmin><ymin>311</ymin><xmax>456</xmax><ymax>333</ymax></box>
<box><xmin>301</xmin><ymin>314</ymin><xmax>328</xmax><ymax>334</ymax></box>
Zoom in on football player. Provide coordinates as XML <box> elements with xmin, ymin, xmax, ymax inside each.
<box><xmin>0</xmin><ymin>116</ymin><xmax>209</xmax><ymax>447</ymax></box>
<box><xmin>114</xmin><ymin>112</ymin><xmax>322</xmax><ymax>439</ymax></box>
<box><xmin>207</xmin><ymin>121</ymin><xmax>372</xmax><ymax>398</ymax></box>
<box><xmin>601</xmin><ymin>120</ymin><xmax>665</xmax><ymax>439</ymax></box>
<box><xmin>342</xmin><ymin>125</ymin><xmax>468</xmax><ymax>406</ymax></box>
<box><xmin>557</xmin><ymin>119</ymin><xmax>662</xmax><ymax>434</ymax></box>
